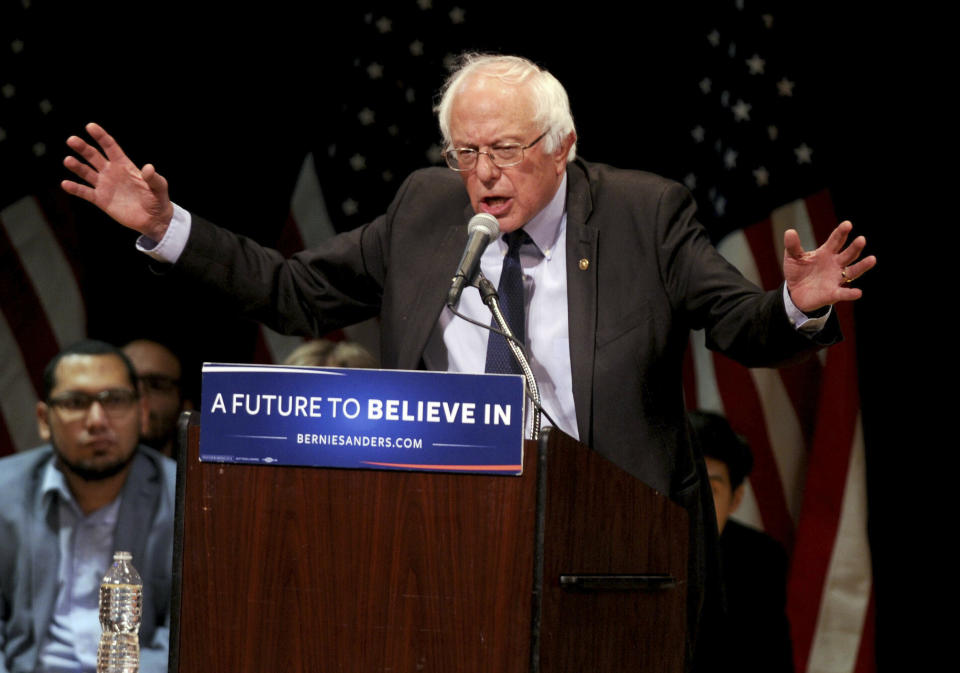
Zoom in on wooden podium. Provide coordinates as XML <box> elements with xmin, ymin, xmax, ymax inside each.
<box><xmin>170</xmin><ymin>410</ymin><xmax>688</xmax><ymax>672</ymax></box>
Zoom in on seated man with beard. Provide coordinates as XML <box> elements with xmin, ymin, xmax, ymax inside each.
<box><xmin>0</xmin><ymin>340</ymin><xmax>175</xmax><ymax>673</ymax></box>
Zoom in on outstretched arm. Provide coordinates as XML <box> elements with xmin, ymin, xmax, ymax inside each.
<box><xmin>61</xmin><ymin>122</ymin><xmax>174</xmax><ymax>241</ymax></box>
<box><xmin>783</xmin><ymin>220</ymin><xmax>876</xmax><ymax>313</ymax></box>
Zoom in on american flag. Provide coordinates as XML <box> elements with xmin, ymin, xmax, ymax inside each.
<box><xmin>678</xmin><ymin>4</ymin><xmax>874</xmax><ymax>672</ymax></box>
<box><xmin>254</xmin><ymin>1</ymin><xmax>479</xmax><ymax>365</ymax></box>
<box><xmin>0</xmin><ymin>2</ymin><xmax>88</xmax><ymax>457</ymax></box>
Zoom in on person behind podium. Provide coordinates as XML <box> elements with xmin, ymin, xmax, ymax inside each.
<box><xmin>0</xmin><ymin>340</ymin><xmax>176</xmax><ymax>673</ymax></box>
<box><xmin>123</xmin><ymin>339</ymin><xmax>191</xmax><ymax>459</ymax></box>
<box><xmin>689</xmin><ymin>410</ymin><xmax>795</xmax><ymax>673</ymax></box>
<box><xmin>282</xmin><ymin>338</ymin><xmax>378</xmax><ymax>368</ymax></box>
<box><xmin>60</xmin><ymin>53</ymin><xmax>874</xmax><ymax>670</ymax></box>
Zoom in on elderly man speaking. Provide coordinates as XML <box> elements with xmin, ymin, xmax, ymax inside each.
<box><xmin>61</xmin><ymin>53</ymin><xmax>874</xmax><ymax>670</ymax></box>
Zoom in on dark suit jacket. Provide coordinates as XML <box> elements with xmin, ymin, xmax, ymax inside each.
<box><xmin>175</xmin><ymin>158</ymin><xmax>837</xmax><ymax>666</ymax></box>
<box><xmin>718</xmin><ymin>520</ymin><xmax>795</xmax><ymax>673</ymax></box>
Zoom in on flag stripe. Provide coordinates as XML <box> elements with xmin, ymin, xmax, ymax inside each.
<box><xmin>0</xmin><ymin>210</ymin><xmax>59</xmax><ymax>398</ymax></box>
<box><xmin>805</xmin><ymin>414</ymin><xmax>872</xmax><ymax>673</ymax></box>
<box><xmin>290</xmin><ymin>153</ymin><xmax>336</xmax><ymax>249</ymax></box>
<box><xmin>746</xmin><ymin>365</ymin><xmax>809</xmax><ymax>531</ymax></box>
<box><xmin>787</xmin><ymin>303</ymin><xmax>861</xmax><ymax>673</ymax></box>
<box><xmin>0</xmin><ymin>308</ymin><xmax>42</xmax><ymax>453</ymax></box>
<box><xmin>712</xmin><ymin>352</ymin><xmax>795</xmax><ymax>547</ymax></box>
<box><xmin>853</xmin><ymin>590</ymin><xmax>876</xmax><ymax>673</ymax></box>
<box><xmin>2</xmin><ymin>196</ymin><xmax>86</xmax><ymax>350</ymax></box>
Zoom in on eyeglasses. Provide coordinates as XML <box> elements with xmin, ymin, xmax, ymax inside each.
<box><xmin>444</xmin><ymin>132</ymin><xmax>548</xmax><ymax>172</ymax></box>
<box><xmin>139</xmin><ymin>374</ymin><xmax>181</xmax><ymax>394</ymax></box>
<box><xmin>47</xmin><ymin>389</ymin><xmax>139</xmax><ymax>417</ymax></box>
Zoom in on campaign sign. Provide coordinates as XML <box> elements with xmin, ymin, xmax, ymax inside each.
<box><xmin>199</xmin><ymin>363</ymin><xmax>525</xmax><ymax>475</ymax></box>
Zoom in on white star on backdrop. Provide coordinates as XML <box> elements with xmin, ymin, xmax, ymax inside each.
<box><xmin>349</xmin><ymin>154</ymin><xmax>367</xmax><ymax>171</ymax></box>
<box><xmin>723</xmin><ymin>148</ymin><xmax>738</xmax><ymax>169</ymax></box>
<box><xmin>426</xmin><ymin>144</ymin><xmax>444</xmax><ymax>164</ymax></box>
<box><xmin>732</xmin><ymin>99</ymin><xmax>751</xmax><ymax>121</ymax></box>
<box><xmin>746</xmin><ymin>54</ymin><xmax>765</xmax><ymax>75</ymax></box>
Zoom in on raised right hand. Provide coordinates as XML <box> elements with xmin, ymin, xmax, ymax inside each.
<box><xmin>61</xmin><ymin>122</ymin><xmax>174</xmax><ymax>241</ymax></box>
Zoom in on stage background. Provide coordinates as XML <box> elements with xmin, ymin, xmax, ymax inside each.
<box><xmin>1</xmin><ymin>1</ymin><xmax>925</xmax><ymax>670</ymax></box>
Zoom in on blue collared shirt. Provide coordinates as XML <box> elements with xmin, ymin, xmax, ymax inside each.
<box><xmin>37</xmin><ymin>461</ymin><xmax>121</xmax><ymax>673</ymax></box>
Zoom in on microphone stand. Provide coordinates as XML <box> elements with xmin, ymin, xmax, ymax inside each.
<box><xmin>476</xmin><ymin>274</ymin><xmax>542</xmax><ymax>441</ymax></box>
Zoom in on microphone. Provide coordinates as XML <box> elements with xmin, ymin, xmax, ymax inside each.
<box><xmin>447</xmin><ymin>213</ymin><xmax>500</xmax><ymax>307</ymax></box>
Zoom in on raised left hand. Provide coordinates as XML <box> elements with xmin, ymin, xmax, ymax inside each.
<box><xmin>783</xmin><ymin>220</ymin><xmax>876</xmax><ymax>313</ymax></box>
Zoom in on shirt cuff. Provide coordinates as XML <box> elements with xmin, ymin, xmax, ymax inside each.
<box><xmin>136</xmin><ymin>203</ymin><xmax>191</xmax><ymax>263</ymax></box>
<box><xmin>783</xmin><ymin>284</ymin><xmax>831</xmax><ymax>333</ymax></box>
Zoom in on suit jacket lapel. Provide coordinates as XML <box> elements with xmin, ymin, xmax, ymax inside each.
<box><xmin>564</xmin><ymin>161</ymin><xmax>598</xmax><ymax>444</ymax></box>
<box><xmin>396</xmin><ymin>204</ymin><xmax>472</xmax><ymax>370</ymax></box>
<box><xmin>113</xmin><ymin>451</ymin><xmax>159</xmax><ymax>571</ymax></box>
<box><xmin>30</xmin><ymin>468</ymin><xmax>60</xmax><ymax>648</ymax></box>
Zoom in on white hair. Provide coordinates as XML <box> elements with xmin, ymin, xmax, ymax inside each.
<box><xmin>435</xmin><ymin>53</ymin><xmax>577</xmax><ymax>163</ymax></box>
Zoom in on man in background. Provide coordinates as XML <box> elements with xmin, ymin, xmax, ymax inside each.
<box><xmin>0</xmin><ymin>340</ymin><xmax>175</xmax><ymax>673</ymax></box>
<box><xmin>689</xmin><ymin>409</ymin><xmax>794</xmax><ymax>673</ymax></box>
<box><xmin>122</xmin><ymin>339</ymin><xmax>191</xmax><ymax>458</ymax></box>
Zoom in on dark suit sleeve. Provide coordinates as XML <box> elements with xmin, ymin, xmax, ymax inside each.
<box><xmin>174</xmin><ymin>211</ymin><xmax>387</xmax><ymax>338</ymax></box>
<box><xmin>654</xmin><ymin>181</ymin><xmax>839</xmax><ymax>367</ymax></box>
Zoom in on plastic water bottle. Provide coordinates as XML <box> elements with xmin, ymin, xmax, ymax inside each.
<box><xmin>97</xmin><ymin>551</ymin><xmax>142</xmax><ymax>673</ymax></box>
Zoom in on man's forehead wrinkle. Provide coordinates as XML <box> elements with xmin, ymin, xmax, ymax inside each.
<box><xmin>451</xmin><ymin>105</ymin><xmax>535</xmax><ymax>150</ymax></box>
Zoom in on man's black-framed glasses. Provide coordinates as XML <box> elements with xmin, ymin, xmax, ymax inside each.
<box><xmin>47</xmin><ymin>389</ymin><xmax>139</xmax><ymax>417</ymax></box>
<box><xmin>444</xmin><ymin>131</ymin><xmax>548</xmax><ymax>172</ymax></box>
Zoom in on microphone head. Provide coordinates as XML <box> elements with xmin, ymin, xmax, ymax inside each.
<box><xmin>467</xmin><ymin>212</ymin><xmax>500</xmax><ymax>240</ymax></box>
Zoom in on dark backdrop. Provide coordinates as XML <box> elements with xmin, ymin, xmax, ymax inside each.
<box><xmin>2</xmin><ymin>1</ymin><xmax>921</xmax><ymax>668</ymax></box>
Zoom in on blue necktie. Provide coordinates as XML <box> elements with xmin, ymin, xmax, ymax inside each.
<box><xmin>485</xmin><ymin>230</ymin><xmax>529</xmax><ymax>374</ymax></box>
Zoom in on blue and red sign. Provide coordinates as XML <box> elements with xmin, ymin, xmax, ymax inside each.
<box><xmin>199</xmin><ymin>364</ymin><xmax>525</xmax><ymax>475</ymax></box>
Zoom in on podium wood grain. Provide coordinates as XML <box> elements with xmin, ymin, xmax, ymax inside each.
<box><xmin>173</xmin><ymin>417</ymin><xmax>687</xmax><ymax>672</ymax></box>
<box><xmin>177</xmin><ymin>422</ymin><xmax>537</xmax><ymax>672</ymax></box>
